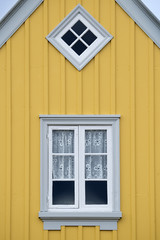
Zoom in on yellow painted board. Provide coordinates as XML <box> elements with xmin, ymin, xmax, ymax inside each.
<box><xmin>10</xmin><ymin>24</ymin><xmax>25</xmax><ymax>240</ymax></box>
<box><xmin>135</xmin><ymin>25</ymin><xmax>150</xmax><ymax>240</ymax></box>
<box><xmin>0</xmin><ymin>44</ymin><xmax>7</xmax><ymax>240</ymax></box>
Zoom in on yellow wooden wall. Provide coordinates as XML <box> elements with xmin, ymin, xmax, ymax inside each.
<box><xmin>0</xmin><ymin>0</ymin><xmax>160</xmax><ymax>239</ymax></box>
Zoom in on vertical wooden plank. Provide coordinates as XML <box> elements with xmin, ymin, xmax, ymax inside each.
<box><xmin>60</xmin><ymin>0</ymin><xmax>66</xmax><ymax>114</ymax></box>
<box><xmin>78</xmin><ymin>226</ymin><xmax>83</xmax><ymax>240</ymax></box>
<box><xmin>135</xmin><ymin>25</ymin><xmax>150</xmax><ymax>240</ymax></box>
<box><xmin>24</xmin><ymin>19</ymin><xmax>30</xmax><ymax>240</ymax></box>
<box><xmin>148</xmin><ymin>39</ymin><xmax>155</xmax><ymax>240</ymax></box>
<box><xmin>95</xmin><ymin>226</ymin><xmax>100</xmax><ymax>240</ymax></box>
<box><xmin>130</xmin><ymin>19</ymin><xmax>136</xmax><ymax>240</ymax></box>
<box><xmin>99</xmin><ymin>0</ymin><xmax>111</xmax><ymax>114</ymax></box>
<box><xmin>61</xmin><ymin>226</ymin><xmax>66</xmax><ymax>240</ymax></box>
<box><xmin>100</xmin><ymin>230</ymin><xmax>112</xmax><ymax>240</ymax></box>
<box><xmin>83</xmin><ymin>227</ymin><xmax>95</xmax><ymax>240</ymax></box>
<box><xmin>66</xmin><ymin>227</ymin><xmax>78</xmax><ymax>240</ymax></box>
<box><xmin>111</xmin><ymin>0</ymin><xmax>116</xmax><ymax>114</ymax></box>
<box><xmin>49</xmin><ymin>231</ymin><xmax>61</xmax><ymax>240</ymax></box>
<box><xmin>154</xmin><ymin>44</ymin><xmax>160</xmax><ymax>240</ymax></box>
<box><xmin>43</xmin><ymin>0</ymin><xmax>49</xmax><ymax>115</ymax></box>
<box><xmin>115</xmin><ymin>4</ymin><xmax>131</xmax><ymax>240</ymax></box>
<box><xmin>76</xmin><ymin>0</ymin><xmax>81</xmax><ymax>5</ymax></box>
<box><xmin>76</xmin><ymin>71</ymin><xmax>83</xmax><ymax>114</ymax></box>
<box><xmin>112</xmin><ymin>231</ymin><xmax>117</xmax><ymax>240</ymax></box>
<box><xmin>11</xmin><ymin>24</ymin><xmax>25</xmax><ymax>240</ymax></box>
<box><xmin>6</xmin><ymin>39</ymin><xmax>11</xmax><ymax>240</ymax></box>
<box><xmin>29</xmin><ymin>4</ymin><xmax>44</xmax><ymax>240</ymax></box>
<box><xmin>48</xmin><ymin>0</ymin><xmax>61</xmax><ymax>114</ymax></box>
<box><xmin>82</xmin><ymin>0</ymin><xmax>94</xmax><ymax>115</ymax></box>
<box><xmin>65</xmin><ymin>1</ymin><xmax>78</xmax><ymax>114</ymax></box>
<box><xmin>94</xmin><ymin>0</ymin><xmax>100</xmax><ymax>114</ymax></box>
<box><xmin>0</xmin><ymin>44</ymin><xmax>6</xmax><ymax>240</ymax></box>
<box><xmin>43</xmin><ymin>1</ymin><xmax>49</xmax><ymax>238</ymax></box>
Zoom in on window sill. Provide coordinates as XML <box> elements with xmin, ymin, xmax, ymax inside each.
<box><xmin>39</xmin><ymin>211</ymin><xmax>122</xmax><ymax>230</ymax></box>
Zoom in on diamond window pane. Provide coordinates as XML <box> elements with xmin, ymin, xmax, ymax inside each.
<box><xmin>85</xmin><ymin>181</ymin><xmax>107</xmax><ymax>204</ymax></box>
<box><xmin>52</xmin><ymin>181</ymin><xmax>74</xmax><ymax>205</ymax></box>
<box><xmin>85</xmin><ymin>130</ymin><xmax>107</xmax><ymax>153</ymax></box>
<box><xmin>71</xmin><ymin>20</ymin><xmax>87</xmax><ymax>35</ymax></box>
<box><xmin>85</xmin><ymin>155</ymin><xmax>107</xmax><ymax>179</ymax></box>
<box><xmin>82</xmin><ymin>30</ymin><xmax>97</xmax><ymax>46</ymax></box>
<box><xmin>61</xmin><ymin>30</ymin><xmax>77</xmax><ymax>46</ymax></box>
<box><xmin>52</xmin><ymin>130</ymin><xmax>74</xmax><ymax>153</ymax></box>
<box><xmin>52</xmin><ymin>156</ymin><xmax>74</xmax><ymax>179</ymax></box>
<box><xmin>71</xmin><ymin>40</ymin><xmax>87</xmax><ymax>55</ymax></box>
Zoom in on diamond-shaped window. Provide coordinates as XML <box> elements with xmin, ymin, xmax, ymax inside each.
<box><xmin>46</xmin><ymin>4</ymin><xmax>113</xmax><ymax>71</ymax></box>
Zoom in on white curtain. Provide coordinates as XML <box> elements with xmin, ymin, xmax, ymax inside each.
<box><xmin>52</xmin><ymin>130</ymin><xmax>74</xmax><ymax>153</ymax></box>
<box><xmin>52</xmin><ymin>130</ymin><xmax>74</xmax><ymax>179</ymax></box>
<box><xmin>52</xmin><ymin>156</ymin><xmax>74</xmax><ymax>179</ymax></box>
<box><xmin>85</xmin><ymin>130</ymin><xmax>107</xmax><ymax>179</ymax></box>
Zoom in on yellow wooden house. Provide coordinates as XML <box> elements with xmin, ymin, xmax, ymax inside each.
<box><xmin>0</xmin><ymin>0</ymin><xmax>160</xmax><ymax>240</ymax></box>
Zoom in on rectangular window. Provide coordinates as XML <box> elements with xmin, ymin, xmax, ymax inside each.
<box><xmin>49</xmin><ymin>126</ymin><xmax>78</xmax><ymax>209</ymax></box>
<box><xmin>39</xmin><ymin>115</ymin><xmax>122</xmax><ymax>230</ymax></box>
<box><xmin>48</xmin><ymin>125</ymin><xmax>112</xmax><ymax>210</ymax></box>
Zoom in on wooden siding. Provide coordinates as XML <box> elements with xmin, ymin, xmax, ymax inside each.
<box><xmin>0</xmin><ymin>0</ymin><xmax>160</xmax><ymax>240</ymax></box>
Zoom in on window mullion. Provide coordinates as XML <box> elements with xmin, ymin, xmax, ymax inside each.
<box><xmin>78</xmin><ymin>126</ymin><xmax>85</xmax><ymax>208</ymax></box>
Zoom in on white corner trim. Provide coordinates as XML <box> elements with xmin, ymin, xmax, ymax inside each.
<box><xmin>0</xmin><ymin>0</ymin><xmax>44</xmax><ymax>48</ymax></box>
<box><xmin>115</xmin><ymin>0</ymin><xmax>160</xmax><ymax>48</ymax></box>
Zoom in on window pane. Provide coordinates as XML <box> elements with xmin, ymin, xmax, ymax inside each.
<box><xmin>52</xmin><ymin>181</ymin><xmax>74</xmax><ymax>205</ymax></box>
<box><xmin>85</xmin><ymin>181</ymin><xmax>107</xmax><ymax>204</ymax></box>
<box><xmin>85</xmin><ymin>130</ymin><xmax>107</xmax><ymax>153</ymax></box>
<box><xmin>82</xmin><ymin>30</ymin><xmax>97</xmax><ymax>45</ymax></box>
<box><xmin>52</xmin><ymin>156</ymin><xmax>74</xmax><ymax>179</ymax></box>
<box><xmin>85</xmin><ymin>155</ymin><xmax>107</xmax><ymax>179</ymax></box>
<box><xmin>71</xmin><ymin>40</ymin><xmax>87</xmax><ymax>56</ymax></box>
<box><xmin>61</xmin><ymin>30</ymin><xmax>77</xmax><ymax>46</ymax></box>
<box><xmin>71</xmin><ymin>20</ymin><xmax>87</xmax><ymax>35</ymax></box>
<box><xmin>52</xmin><ymin>130</ymin><xmax>74</xmax><ymax>153</ymax></box>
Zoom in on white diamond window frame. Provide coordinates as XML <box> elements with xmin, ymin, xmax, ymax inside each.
<box><xmin>46</xmin><ymin>4</ymin><xmax>113</xmax><ymax>71</ymax></box>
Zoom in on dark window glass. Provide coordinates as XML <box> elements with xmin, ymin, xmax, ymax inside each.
<box><xmin>85</xmin><ymin>181</ymin><xmax>107</xmax><ymax>204</ymax></box>
<box><xmin>72</xmin><ymin>40</ymin><xmax>87</xmax><ymax>55</ymax></box>
<box><xmin>52</xmin><ymin>181</ymin><xmax>74</xmax><ymax>205</ymax></box>
<box><xmin>71</xmin><ymin>20</ymin><xmax>87</xmax><ymax>35</ymax></box>
<box><xmin>82</xmin><ymin>30</ymin><xmax>97</xmax><ymax>46</ymax></box>
<box><xmin>61</xmin><ymin>30</ymin><xmax>77</xmax><ymax>46</ymax></box>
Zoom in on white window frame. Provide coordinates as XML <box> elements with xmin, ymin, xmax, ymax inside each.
<box><xmin>79</xmin><ymin>126</ymin><xmax>112</xmax><ymax>210</ymax></box>
<box><xmin>48</xmin><ymin>126</ymin><xmax>78</xmax><ymax>209</ymax></box>
<box><xmin>39</xmin><ymin>115</ymin><xmax>122</xmax><ymax>230</ymax></box>
<box><xmin>46</xmin><ymin>4</ymin><xmax>113</xmax><ymax>70</ymax></box>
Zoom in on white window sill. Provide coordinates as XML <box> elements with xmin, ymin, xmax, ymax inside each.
<box><xmin>39</xmin><ymin>211</ymin><xmax>122</xmax><ymax>230</ymax></box>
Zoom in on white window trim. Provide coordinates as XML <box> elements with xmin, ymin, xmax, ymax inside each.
<box><xmin>46</xmin><ymin>4</ymin><xmax>113</xmax><ymax>70</ymax></box>
<box><xmin>39</xmin><ymin>115</ymin><xmax>122</xmax><ymax>230</ymax></box>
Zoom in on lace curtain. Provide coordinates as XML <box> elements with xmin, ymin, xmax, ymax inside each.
<box><xmin>52</xmin><ymin>130</ymin><xmax>74</xmax><ymax>179</ymax></box>
<box><xmin>85</xmin><ymin>130</ymin><xmax>107</xmax><ymax>179</ymax></box>
<box><xmin>52</xmin><ymin>156</ymin><xmax>74</xmax><ymax>179</ymax></box>
<box><xmin>51</xmin><ymin>129</ymin><xmax>108</xmax><ymax>180</ymax></box>
<box><xmin>52</xmin><ymin>130</ymin><xmax>74</xmax><ymax>153</ymax></box>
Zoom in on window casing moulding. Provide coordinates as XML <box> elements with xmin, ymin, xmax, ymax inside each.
<box><xmin>0</xmin><ymin>0</ymin><xmax>44</xmax><ymax>48</ymax></box>
<box><xmin>46</xmin><ymin>4</ymin><xmax>113</xmax><ymax>70</ymax></box>
<box><xmin>39</xmin><ymin>115</ymin><xmax>122</xmax><ymax>230</ymax></box>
